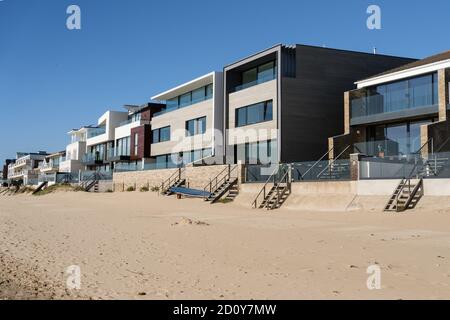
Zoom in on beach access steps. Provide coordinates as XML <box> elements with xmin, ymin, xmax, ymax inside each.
<box><xmin>384</xmin><ymin>178</ymin><xmax>424</xmax><ymax>212</ymax></box>
<box><xmin>80</xmin><ymin>173</ymin><xmax>100</xmax><ymax>192</ymax></box>
<box><xmin>203</xmin><ymin>164</ymin><xmax>239</xmax><ymax>204</ymax></box>
<box><xmin>161</xmin><ymin>168</ymin><xmax>186</xmax><ymax>196</ymax></box>
<box><xmin>252</xmin><ymin>165</ymin><xmax>292</xmax><ymax>210</ymax></box>
<box><xmin>32</xmin><ymin>181</ymin><xmax>48</xmax><ymax>195</ymax></box>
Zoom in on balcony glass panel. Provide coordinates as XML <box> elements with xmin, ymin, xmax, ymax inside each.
<box><xmin>351</xmin><ymin>73</ymin><xmax>439</xmax><ymax>119</ymax></box>
<box><xmin>154</xmin><ymin>84</ymin><xmax>213</xmax><ymax>117</ymax></box>
<box><xmin>87</xmin><ymin>127</ymin><xmax>106</xmax><ymax>139</ymax></box>
<box><xmin>234</xmin><ymin>60</ymin><xmax>277</xmax><ymax>92</ymax></box>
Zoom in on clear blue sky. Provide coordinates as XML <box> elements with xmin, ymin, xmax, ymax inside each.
<box><xmin>0</xmin><ymin>0</ymin><xmax>448</xmax><ymax>161</ymax></box>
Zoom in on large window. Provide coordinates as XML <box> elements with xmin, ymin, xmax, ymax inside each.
<box><xmin>235</xmin><ymin>101</ymin><xmax>273</xmax><ymax>127</ymax></box>
<box><xmin>116</xmin><ymin>137</ymin><xmax>130</xmax><ymax>157</ymax></box>
<box><xmin>363</xmin><ymin>119</ymin><xmax>435</xmax><ymax>157</ymax></box>
<box><xmin>152</xmin><ymin>126</ymin><xmax>171</xmax><ymax>144</ymax></box>
<box><xmin>155</xmin><ymin>84</ymin><xmax>214</xmax><ymax>117</ymax></box>
<box><xmin>236</xmin><ymin>61</ymin><xmax>277</xmax><ymax>92</ymax></box>
<box><xmin>134</xmin><ymin>133</ymin><xmax>139</xmax><ymax>155</ymax></box>
<box><xmin>352</xmin><ymin>73</ymin><xmax>439</xmax><ymax>118</ymax></box>
<box><xmin>186</xmin><ymin>117</ymin><xmax>206</xmax><ymax>136</ymax></box>
<box><xmin>235</xmin><ymin>140</ymin><xmax>276</xmax><ymax>164</ymax></box>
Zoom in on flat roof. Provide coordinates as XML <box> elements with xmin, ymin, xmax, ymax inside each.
<box><xmin>357</xmin><ymin>50</ymin><xmax>450</xmax><ymax>83</ymax></box>
<box><xmin>151</xmin><ymin>72</ymin><xmax>217</xmax><ymax>101</ymax></box>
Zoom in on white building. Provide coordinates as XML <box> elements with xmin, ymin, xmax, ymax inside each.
<box><xmin>83</xmin><ymin>110</ymin><xmax>128</xmax><ymax>171</ymax></box>
<box><xmin>8</xmin><ymin>152</ymin><xmax>48</xmax><ymax>185</ymax></box>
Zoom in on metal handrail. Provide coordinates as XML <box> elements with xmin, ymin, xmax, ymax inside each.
<box><xmin>252</xmin><ymin>165</ymin><xmax>283</xmax><ymax>209</ymax></box>
<box><xmin>299</xmin><ymin>147</ymin><xmax>335</xmax><ymax>180</ymax></box>
<box><xmin>317</xmin><ymin>145</ymin><xmax>351</xmax><ymax>179</ymax></box>
<box><xmin>203</xmin><ymin>165</ymin><xmax>238</xmax><ymax>199</ymax></box>
<box><xmin>407</xmin><ymin>138</ymin><xmax>434</xmax><ymax>179</ymax></box>
<box><xmin>161</xmin><ymin>167</ymin><xmax>184</xmax><ymax>194</ymax></box>
<box><xmin>266</xmin><ymin>169</ymin><xmax>291</xmax><ymax>210</ymax></box>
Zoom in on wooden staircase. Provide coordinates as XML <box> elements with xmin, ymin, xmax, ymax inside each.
<box><xmin>384</xmin><ymin>178</ymin><xmax>424</xmax><ymax>212</ymax></box>
<box><xmin>32</xmin><ymin>181</ymin><xmax>48</xmax><ymax>195</ymax></box>
<box><xmin>161</xmin><ymin>168</ymin><xmax>186</xmax><ymax>196</ymax></box>
<box><xmin>253</xmin><ymin>165</ymin><xmax>292</xmax><ymax>211</ymax></box>
<box><xmin>204</xmin><ymin>165</ymin><xmax>239</xmax><ymax>204</ymax></box>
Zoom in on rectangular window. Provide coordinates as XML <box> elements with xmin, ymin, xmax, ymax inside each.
<box><xmin>186</xmin><ymin>117</ymin><xmax>206</xmax><ymax>136</ymax></box>
<box><xmin>192</xmin><ymin>87</ymin><xmax>206</xmax><ymax>104</ymax></box>
<box><xmin>179</xmin><ymin>92</ymin><xmax>192</xmax><ymax>108</ymax></box>
<box><xmin>152</xmin><ymin>126</ymin><xmax>171</xmax><ymax>144</ymax></box>
<box><xmin>134</xmin><ymin>133</ymin><xmax>139</xmax><ymax>155</ymax></box>
<box><xmin>206</xmin><ymin>84</ymin><xmax>213</xmax><ymax>99</ymax></box>
<box><xmin>235</xmin><ymin>140</ymin><xmax>275</xmax><ymax>165</ymax></box>
<box><xmin>235</xmin><ymin>101</ymin><xmax>273</xmax><ymax>127</ymax></box>
<box><xmin>242</xmin><ymin>68</ymin><xmax>257</xmax><ymax>85</ymax></box>
<box><xmin>258</xmin><ymin>61</ymin><xmax>276</xmax><ymax>80</ymax></box>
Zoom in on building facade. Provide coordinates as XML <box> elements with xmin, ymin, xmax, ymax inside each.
<box><xmin>83</xmin><ymin>110</ymin><xmax>128</xmax><ymax>172</ymax></box>
<box><xmin>112</xmin><ymin>103</ymin><xmax>165</xmax><ymax>171</ymax></box>
<box><xmin>223</xmin><ymin>44</ymin><xmax>416</xmax><ymax>164</ymax></box>
<box><xmin>150</xmin><ymin>72</ymin><xmax>224</xmax><ymax>169</ymax></box>
<box><xmin>7</xmin><ymin>152</ymin><xmax>48</xmax><ymax>185</ymax></box>
<box><xmin>330</xmin><ymin>50</ymin><xmax>450</xmax><ymax>159</ymax></box>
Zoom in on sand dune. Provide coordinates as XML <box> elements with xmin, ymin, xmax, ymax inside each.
<box><xmin>1</xmin><ymin>191</ymin><xmax>450</xmax><ymax>300</ymax></box>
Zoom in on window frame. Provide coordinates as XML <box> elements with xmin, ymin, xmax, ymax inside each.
<box><xmin>152</xmin><ymin>126</ymin><xmax>171</xmax><ymax>144</ymax></box>
<box><xmin>235</xmin><ymin>100</ymin><xmax>273</xmax><ymax>128</ymax></box>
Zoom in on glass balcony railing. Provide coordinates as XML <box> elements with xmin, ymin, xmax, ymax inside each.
<box><xmin>233</xmin><ymin>74</ymin><xmax>277</xmax><ymax>93</ymax></box>
<box><xmin>119</xmin><ymin>119</ymin><xmax>134</xmax><ymax>127</ymax></box>
<box><xmin>87</xmin><ymin>127</ymin><xmax>106</xmax><ymax>139</ymax></box>
<box><xmin>351</xmin><ymin>83</ymin><xmax>438</xmax><ymax>120</ymax></box>
<box><xmin>153</xmin><ymin>95</ymin><xmax>213</xmax><ymax>118</ymax></box>
<box><xmin>82</xmin><ymin>153</ymin><xmax>105</xmax><ymax>163</ymax></box>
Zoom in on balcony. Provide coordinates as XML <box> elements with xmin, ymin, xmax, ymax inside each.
<box><xmin>233</xmin><ymin>73</ymin><xmax>277</xmax><ymax>93</ymax></box>
<box><xmin>82</xmin><ymin>153</ymin><xmax>105</xmax><ymax>165</ymax></box>
<box><xmin>87</xmin><ymin>127</ymin><xmax>106</xmax><ymax>139</ymax></box>
<box><xmin>39</xmin><ymin>159</ymin><xmax>61</xmax><ymax>172</ymax></box>
<box><xmin>351</xmin><ymin>77</ymin><xmax>439</xmax><ymax>125</ymax></box>
<box><xmin>12</xmin><ymin>158</ymin><xmax>31</xmax><ymax>169</ymax></box>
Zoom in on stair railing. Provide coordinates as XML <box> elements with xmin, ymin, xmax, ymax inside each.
<box><xmin>407</xmin><ymin>138</ymin><xmax>433</xmax><ymax>179</ymax></box>
<box><xmin>252</xmin><ymin>164</ymin><xmax>284</xmax><ymax>209</ymax></box>
<box><xmin>299</xmin><ymin>147</ymin><xmax>336</xmax><ymax>181</ymax></box>
<box><xmin>203</xmin><ymin>164</ymin><xmax>238</xmax><ymax>200</ymax></box>
<box><xmin>161</xmin><ymin>167</ymin><xmax>184</xmax><ymax>194</ymax></box>
<box><xmin>316</xmin><ymin>145</ymin><xmax>351</xmax><ymax>179</ymax></box>
<box><xmin>269</xmin><ymin>167</ymin><xmax>292</xmax><ymax>210</ymax></box>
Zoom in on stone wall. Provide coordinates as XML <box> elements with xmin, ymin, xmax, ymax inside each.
<box><xmin>185</xmin><ymin>164</ymin><xmax>229</xmax><ymax>190</ymax></box>
<box><xmin>112</xmin><ymin>164</ymin><xmax>233</xmax><ymax>192</ymax></box>
<box><xmin>113</xmin><ymin>168</ymin><xmax>178</xmax><ymax>192</ymax></box>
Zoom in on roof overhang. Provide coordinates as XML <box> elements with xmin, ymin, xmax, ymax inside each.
<box><xmin>151</xmin><ymin>72</ymin><xmax>216</xmax><ymax>101</ymax></box>
<box><xmin>356</xmin><ymin>59</ymin><xmax>450</xmax><ymax>89</ymax></box>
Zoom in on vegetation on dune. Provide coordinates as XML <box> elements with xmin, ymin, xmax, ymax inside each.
<box><xmin>33</xmin><ymin>184</ymin><xmax>84</xmax><ymax>196</ymax></box>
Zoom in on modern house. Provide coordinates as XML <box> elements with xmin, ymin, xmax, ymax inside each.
<box><xmin>112</xmin><ymin>103</ymin><xmax>165</xmax><ymax>171</ymax></box>
<box><xmin>7</xmin><ymin>152</ymin><xmax>48</xmax><ymax>185</ymax></box>
<box><xmin>39</xmin><ymin>151</ymin><xmax>66</xmax><ymax>174</ymax></box>
<box><xmin>83</xmin><ymin>110</ymin><xmax>128</xmax><ymax>172</ymax></box>
<box><xmin>330</xmin><ymin>50</ymin><xmax>450</xmax><ymax>160</ymax></box>
<box><xmin>59</xmin><ymin>126</ymin><xmax>94</xmax><ymax>174</ymax></box>
<box><xmin>223</xmin><ymin>44</ymin><xmax>416</xmax><ymax>165</ymax></box>
<box><xmin>150</xmin><ymin>72</ymin><xmax>224</xmax><ymax>169</ymax></box>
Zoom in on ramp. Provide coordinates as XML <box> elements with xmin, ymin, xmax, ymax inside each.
<box><xmin>170</xmin><ymin>187</ymin><xmax>211</xmax><ymax>199</ymax></box>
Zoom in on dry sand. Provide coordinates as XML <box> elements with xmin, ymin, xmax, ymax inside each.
<box><xmin>1</xmin><ymin>190</ymin><xmax>450</xmax><ymax>300</ymax></box>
